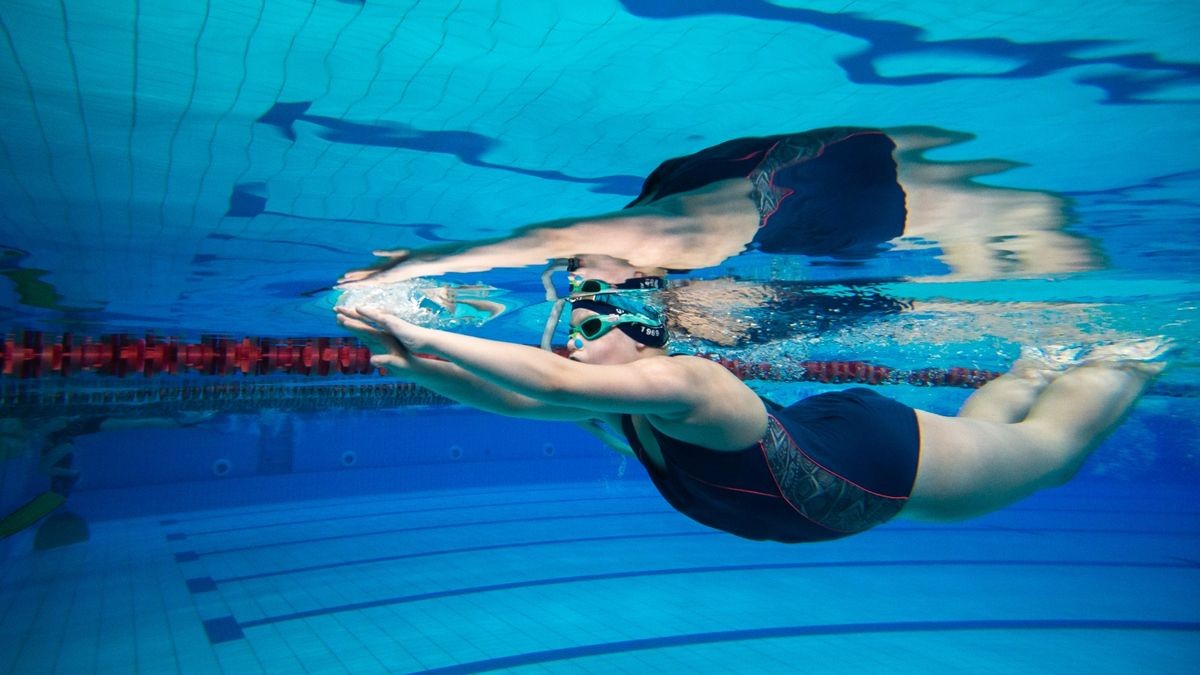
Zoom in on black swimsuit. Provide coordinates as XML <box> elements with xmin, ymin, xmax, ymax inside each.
<box><xmin>622</xmin><ymin>388</ymin><xmax>920</xmax><ymax>543</ymax></box>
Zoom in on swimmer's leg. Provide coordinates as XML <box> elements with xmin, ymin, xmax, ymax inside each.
<box><xmin>905</xmin><ymin>359</ymin><xmax>1158</xmax><ymax>521</ymax></box>
<box><xmin>958</xmin><ymin>361</ymin><xmax>1056</xmax><ymax>423</ymax></box>
<box><xmin>1017</xmin><ymin>360</ymin><xmax>1159</xmax><ymax>483</ymax></box>
<box><xmin>958</xmin><ymin>345</ymin><xmax>1087</xmax><ymax>423</ymax></box>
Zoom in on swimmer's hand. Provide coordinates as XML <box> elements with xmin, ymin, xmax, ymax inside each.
<box><xmin>336</xmin><ymin>306</ymin><xmax>435</xmax><ymax>372</ymax></box>
<box><xmin>337</xmin><ymin>249</ymin><xmax>413</xmax><ymax>286</ymax></box>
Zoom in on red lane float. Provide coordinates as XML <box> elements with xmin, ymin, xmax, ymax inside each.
<box><xmin>2</xmin><ymin>332</ymin><xmax>376</xmax><ymax>378</ymax></box>
<box><xmin>2</xmin><ymin>331</ymin><xmax>1002</xmax><ymax>388</ymax></box>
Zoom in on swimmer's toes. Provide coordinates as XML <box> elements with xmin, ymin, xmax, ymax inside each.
<box><xmin>1019</xmin><ymin>344</ymin><xmax>1083</xmax><ymax>372</ymax></box>
<box><xmin>1082</xmin><ymin>336</ymin><xmax>1175</xmax><ymax>365</ymax></box>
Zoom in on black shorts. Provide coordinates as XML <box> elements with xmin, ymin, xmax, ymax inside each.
<box><xmin>763</xmin><ymin>388</ymin><xmax>920</xmax><ymax>534</ymax></box>
<box><xmin>628</xmin><ymin>128</ymin><xmax>907</xmax><ymax>258</ymax></box>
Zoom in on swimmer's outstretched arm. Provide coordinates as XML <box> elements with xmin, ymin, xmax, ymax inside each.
<box><xmin>340</xmin><ymin>308</ymin><xmax>636</xmax><ymax>456</ymax></box>
<box><xmin>337</xmin><ymin>308</ymin><xmax>591</xmax><ymax>421</ymax></box>
<box><xmin>346</xmin><ymin>307</ymin><xmax>699</xmax><ymax>417</ymax></box>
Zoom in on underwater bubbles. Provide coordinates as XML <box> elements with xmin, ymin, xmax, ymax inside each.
<box><xmin>336</xmin><ymin>281</ymin><xmax>506</xmax><ymax>329</ymax></box>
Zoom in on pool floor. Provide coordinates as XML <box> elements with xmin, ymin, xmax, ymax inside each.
<box><xmin>1</xmin><ymin>481</ymin><xmax>1197</xmax><ymax>673</ymax></box>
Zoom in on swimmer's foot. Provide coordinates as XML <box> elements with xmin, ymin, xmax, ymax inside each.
<box><xmin>1079</xmin><ymin>336</ymin><xmax>1173</xmax><ymax>376</ymax></box>
<box><xmin>1083</xmin><ymin>335</ymin><xmax>1173</xmax><ymax>362</ymax></box>
<box><xmin>1018</xmin><ymin>344</ymin><xmax>1084</xmax><ymax>374</ymax></box>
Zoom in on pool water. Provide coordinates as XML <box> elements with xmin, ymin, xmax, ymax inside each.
<box><xmin>1</xmin><ymin>1</ymin><xmax>1198</xmax><ymax>672</ymax></box>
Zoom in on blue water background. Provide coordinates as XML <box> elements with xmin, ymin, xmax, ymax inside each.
<box><xmin>1</xmin><ymin>1</ymin><xmax>1198</xmax><ymax>672</ymax></box>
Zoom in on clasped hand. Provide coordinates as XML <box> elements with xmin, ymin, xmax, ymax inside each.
<box><xmin>335</xmin><ymin>306</ymin><xmax>433</xmax><ymax>372</ymax></box>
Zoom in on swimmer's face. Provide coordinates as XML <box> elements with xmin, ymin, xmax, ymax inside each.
<box><xmin>566</xmin><ymin>308</ymin><xmax>642</xmax><ymax>365</ymax></box>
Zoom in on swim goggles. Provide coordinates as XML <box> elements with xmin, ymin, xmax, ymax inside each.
<box><xmin>568</xmin><ymin>297</ymin><xmax>668</xmax><ymax>348</ymax></box>
<box><xmin>537</xmin><ymin>263</ymin><xmax>668</xmax><ymax>350</ymax></box>
<box><xmin>569</xmin><ymin>312</ymin><xmax>664</xmax><ymax>343</ymax></box>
